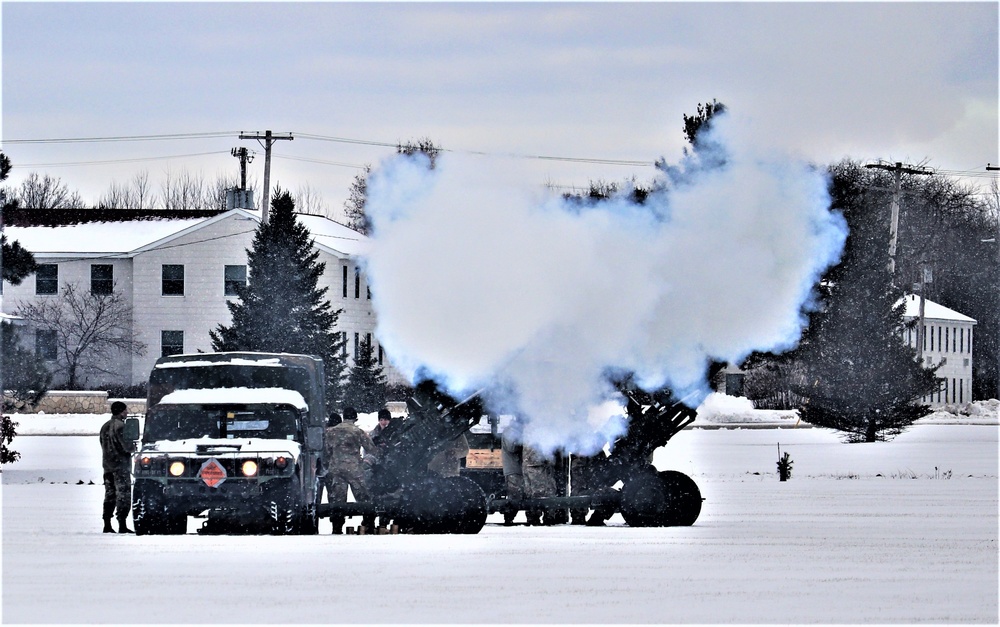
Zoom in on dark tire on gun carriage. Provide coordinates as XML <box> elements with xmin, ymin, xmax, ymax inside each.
<box><xmin>396</xmin><ymin>475</ymin><xmax>489</xmax><ymax>534</ymax></box>
<box><xmin>619</xmin><ymin>468</ymin><xmax>702</xmax><ymax>527</ymax></box>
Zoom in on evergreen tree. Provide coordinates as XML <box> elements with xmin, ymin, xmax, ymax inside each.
<box><xmin>2</xmin><ymin>324</ymin><xmax>52</xmax><ymax>463</ymax></box>
<box><xmin>343</xmin><ymin>165</ymin><xmax>372</xmax><ymax>235</ymax></box>
<box><xmin>210</xmin><ymin>188</ymin><xmax>347</xmax><ymax>409</ymax></box>
<box><xmin>681</xmin><ymin>98</ymin><xmax>728</xmax><ymax>149</ymax></box>
<box><xmin>342</xmin><ymin>138</ymin><xmax>439</xmax><ymax>236</ymax></box>
<box><xmin>2</xmin><ymin>152</ymin><xmax>38</xmax><ymax>285</ymax></box>
<box><xmin>342</xmin><ymin>335</ymin><xmax>387</xmax><ymax>413</ymax></box>
<box><xmin>790</xmin><ymin>161</ymin><xmax>939</xmax><ymax>442</ymax></box>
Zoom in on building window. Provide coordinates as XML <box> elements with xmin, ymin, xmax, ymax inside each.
<box><xmin>960</xmin><ymin>328</ymin><xmax>964</xmax><ymax>353</ymax></box>
<box><xmin>162</xmin><ymin>264</ymin><xmax>185</xmax><ymax>296</ymax></box>
<box><xmin>35</xmin><ymin>264</ymin><xmax>58</xmax><ymax>295</ymax></box>
<box><xmin>354</xmin><ymin>332</ymin><xmax>360</xmax><ymax>359</ymax></box>
<box><xmin>342</xmin><ymin>265</ymin><xmax>348</xmax><ymax>298</ymax></box>
<box><xmin>341</xmin><ymin>331</ymin><xmax>348</xmax><ymax>357</ymax></box>
<box><xmin>35</xmin><ymin>329</ymin><xmax>57</xmax><ymax>361</ymax></box>
<box><xmin>355</xmin><ymin>267</ymin><xmax>361</xmax><ymax>299</ymax></box>
<box><xmin>367</xmin><ymin>285</ymin><xmax>371</xmax><ymax>300</ymax></box>
<box><xmin>378</xmin><ymin>344</ymin><xmax>384</xmax><ymax>365</ymax></box>
<box><xmin>91</xmin><ymin>264</ymin><xmax>113</xmax><ymax>295</ymax></box>
<box><xmin>224</xmin><ymin>265</ymin><xmax>247</xmax><ymax>296</ymax></box>
<box><xmin>944</xmin><ymin>328</ymin><xmax>949</xmax><ymax>353</ymax></box>
<box><xmin>161</xmin><ymin>330</ymin><xmax>184</xmax><ymax>357</ymax></box>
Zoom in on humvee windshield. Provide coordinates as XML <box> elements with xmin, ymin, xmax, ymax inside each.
<box><xmin>144</xmin><ymin>404</ymin><xmax>300</xmax><ymax>442</ymax></box>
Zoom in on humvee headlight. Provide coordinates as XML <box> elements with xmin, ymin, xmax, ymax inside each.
<box><xmin>169</xmin><ymin>461</ymin><xmax>186</xmax><ymax>477</ymax></box>
<box><xmin>275</xmin><ymin>456</ymin><xmax>288</xmax><ymax>469</ymax></box>
<box><xmin>241</xmin><ymin>460</ymin><xmax>258</xmax><ymax>477</ymax></box>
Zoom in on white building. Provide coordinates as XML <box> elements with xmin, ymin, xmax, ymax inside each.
<box><xmin>1</xmin><ymin>209</ymin><xmax>404</xmax><ymax>388</ymax></box>
<box><xmin>901</xmin><ymin>294</ymin><xmax>976</xmax><ymax>406</ymax></box>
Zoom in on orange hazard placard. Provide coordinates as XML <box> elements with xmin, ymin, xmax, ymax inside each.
<box><xmin>199</xmin><ymin>458</ymin><xmax>227</xmax><ymax>488</ymax></box>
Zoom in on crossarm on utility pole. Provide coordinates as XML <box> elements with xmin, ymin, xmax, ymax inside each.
<box><xmin>239</xmin><ymin>131</ymin><xmax>293</xmax><ymax>224</ymax></box>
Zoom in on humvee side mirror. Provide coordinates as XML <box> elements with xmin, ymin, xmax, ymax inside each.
<box><xmin>305</xmin><ymin>426</ymin><xmax>324</xmax><ymax>451</ymax></box>
<box><xmin>124</xmin><ymin>417</ymin><xmax>141</xmax><ymax>441</ymax></box>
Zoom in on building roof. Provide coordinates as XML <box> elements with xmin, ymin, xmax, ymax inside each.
<box><xmin>901</xmin><ymin>294</ymin><xmax>977</xmax><ymax>324</ymax></box>
<box><xmin>2</xmin><ymin>209</ymin><xmax>369</xmax><ymax>260</ymax></box>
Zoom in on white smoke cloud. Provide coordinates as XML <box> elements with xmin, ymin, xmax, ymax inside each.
<box><xmin>361</xmin><ymin>114</ymin><xmax>847</xmax><ymax>454</ymax></box>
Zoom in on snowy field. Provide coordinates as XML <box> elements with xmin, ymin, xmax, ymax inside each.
<box><xmin>2</xmin><ymin>406</ymin><xmax>998</xmax><ymax>624</ymax></box>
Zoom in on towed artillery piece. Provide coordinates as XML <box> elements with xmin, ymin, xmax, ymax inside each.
<box><xmin>477</xmin><ymin>389</ymin><xmax>703</xmax><ymax>528</ymax></box>
<box><xmin>319</xmin><ymin>381</ymin><xmax>492</xmax><ymax>534</ymax></box>
<box><xmin>338</xmin><ymin>382</ymin><xmax>704</xmax><ymax>532</ymax></box>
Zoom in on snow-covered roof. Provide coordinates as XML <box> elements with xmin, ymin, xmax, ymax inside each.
<box><xmin>3</xmin><ymin>208</ymin><xmax>369</xmax><ymax>260</ymax></box>
<box><xmin>4</xmin><ymin>217</ymin><xmax>207</xmax><ymax>257</ymax></box>
<box><xmin>296</xmin><ymin>213</ymin><xmax>371</xmax><ymax>258</ymax></box>
<box><xmin>157</xmin><ymin>387</ymin><xmax>308</xmax><ymax>410</ymax></box>
<box><xmin>900</xmin><ymin>294</ymin><xmax>977</xmax><ymax>324</ymax></box>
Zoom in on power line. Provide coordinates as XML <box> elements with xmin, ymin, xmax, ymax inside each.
<box><xmin>4</xmin><ymin>130</ymin><xmax>656</xmax><ymax>168</ymax></box>
<box><xmin>15</xmin><ymin>150</ymin><xmax>229</xmax><ymax>168</ymax></box>
<box><xmin>2</xmin><ymin>132</ymin><xmax>238</xmax><ymax>145</ymax></box>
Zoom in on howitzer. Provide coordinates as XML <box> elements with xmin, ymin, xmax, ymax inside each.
<box><xmin>320</xmin><ymin>381</ymin><xmax>491</xmax><ymax>534</ymax></box>
<box><xmin>489</xmin><ymin>389</ymin><xmax>703</xmax><ymax>527</ymax></box>
<box><xmin>595</xmin><ymin>391</ymin><xmax>703</xmax><ymax>526</ymax></box>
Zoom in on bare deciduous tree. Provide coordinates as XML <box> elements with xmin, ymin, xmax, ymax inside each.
<box><xmin>10</xmin><ymin>172</ymin><xmax>85</xmax><ymax>209</ymax></box>
<box><xmin>294</xmin><ymin>183</ymin><xmax>330</xmax><ymax>217</ymax></box>
<box><xmin>16</xmin><ymin>282</ymin><xmax>146</xmax><ymax>388</ymax></box>
<box><xmin>161</xmin><ymin>167</ymin><xmax>209</xmax><ymax>210</ymax></box>
<box><xmin>99</xmin><ymin>171</ymin><xmax>159</xmax><ymax>209</ymax></box>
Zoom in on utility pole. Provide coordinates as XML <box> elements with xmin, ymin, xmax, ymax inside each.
<box><xmin>1</xmin><ymin>189</ymin><xmax>5</xmax><ymax>410</ymax></box>
<box><xmin>231</xmin><ymin>147</ymin><xmax>252</xmax><ymax>191</ymax></box>
<box><xmin>239</xmin><ymin>131</ymin><xmax>293</xmax><ymax>224</ymax></box>
<box><xmin>865</xmin><ymin>160</ymin><xmax>934</xmax><ymax>275</ymax></box>
<box><xmin>987</xmin><ymin>164</ymin><xmax>1000</xmax><ymax>399</ymax></box>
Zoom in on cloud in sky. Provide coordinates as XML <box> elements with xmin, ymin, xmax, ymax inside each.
<box><xmin>1</xmin><ymin>2</ymin><xmax>995</xmax><ymax>211</ymax></box>
<box><xmin>361</xmin><ymin>113</ymin><xmax>848</xmax><ymax>454</ymax></box>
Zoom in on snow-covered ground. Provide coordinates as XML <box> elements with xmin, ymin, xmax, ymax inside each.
<box><xmin>2</xmin><ymin>399</ymin><xmax>997</xmax><ymax>623</ymax></box>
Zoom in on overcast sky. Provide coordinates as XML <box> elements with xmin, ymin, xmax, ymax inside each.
<box><xmin>2</xmin><ymin>2</ymin><xmax>997</xmax><ymax>219</ymax></box>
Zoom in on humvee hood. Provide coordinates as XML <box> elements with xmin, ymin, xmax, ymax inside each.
<box><xmin>157</xmin><ymin>387</ymin><xmax>308</xmax><ymax>411</ymax></box>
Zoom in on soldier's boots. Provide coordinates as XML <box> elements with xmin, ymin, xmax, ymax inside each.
<box><xmin>103</xmin><ymin>519</ymin><xmax>115</xmax><ymax>533</ymax></box>
<box><xmin>117</xmin><ymin>517</ymin><xmax>134</xmax><ymax>534</ymax></box>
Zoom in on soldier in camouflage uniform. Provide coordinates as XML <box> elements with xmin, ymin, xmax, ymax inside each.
<box><xmin>99</xmin><ymin>401</ymin><xmax>134</xmax><ymax>533</ymax></box>
<box><xmin>522</xmin><ymin>444</ymin><xmax>559</xmax><ymax>525</ymax></box>
<box><xmin>324</xmin><ymin>407</ymin><xmax>378</xmax><ymax>533</ymax></box>
<box><xmin>569</xmin><ymin>450</ymin><xmax>612</xmax><ymax>525</ymax></box>
<box><xmin>500</xmin><ymin>426</ymin><xmax>524</xmax><ymax>526</ymax></box>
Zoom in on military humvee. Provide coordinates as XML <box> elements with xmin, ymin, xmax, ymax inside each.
<box><xmin>130</xmin><ymin>352</ymin><xmax>326</xmax><ymax>535</ymax></box>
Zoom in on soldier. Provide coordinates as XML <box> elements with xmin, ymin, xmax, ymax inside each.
<box><xmin>368</xmin><ymin>408</ymin><xmax>393</xmax><ymax>455</ymax></box>
<box><xmin>365</xmin><ymin>408</ymin><xmax>394</xmax><ymax>529</ymax></box>
<box><xmin>99</xmin><ymin>401</ymin><xmax>134</xmax><ymax>533</ymax></box>
<box><xmin>500</xmin><ymin>424</ymin><xmax>524</xmax><ymax>526</ymax></box>
<box><xmin>522</xmin><ymin>444</ymin><xmax>559</xmax><ymax>525</ymax></box>
<box><xmin>427</xmin><ymin>432</ymin><xmax>469</xmax><ymax>478</ymax></box>
<box><xmin>324</xmin><ymin>407</ymin><xmax>378</xmax><ymax>534</ymax></box>
<box><xmin>569</xmin><ymin>450</ymin><xmax>612</xmax><ymax>525</ymax></box>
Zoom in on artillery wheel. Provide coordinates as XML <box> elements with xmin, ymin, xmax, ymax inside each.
<box><xmin>659</xmin><ymin>470</ymin><xmax>702</xmax><ymax>526</ymax></box>
<box><xmin>447</xmin><ymin>476</ymin><xmax>488</xmax><ymax>534</ymax></box>
<box><xmin>620</xmin><ymin>470</ymin><xmax>702</xmax><ymax>527</ymax></box>
<box><xmin>397</xmin><ymin>476</ymin><xmax>488</xmax><ymax>534</ymax></box>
